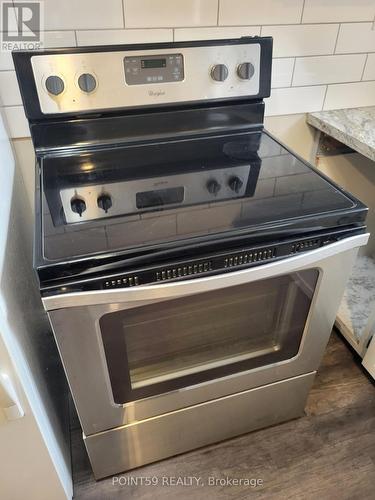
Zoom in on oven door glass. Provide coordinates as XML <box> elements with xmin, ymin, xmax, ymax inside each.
<box><xmin>100</xmin><ymin>269</ymin><xmax>319</xmax><ymax>404</ymax></box>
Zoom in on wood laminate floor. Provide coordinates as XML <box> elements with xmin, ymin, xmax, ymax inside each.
<box><xmin>72</xmin><ymin>331</ymin><xmax>375</xmax><ymax>500</ymax></box>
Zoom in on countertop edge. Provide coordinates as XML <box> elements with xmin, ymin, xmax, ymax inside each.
<box><xmin>307</xmin><ymin>110</ymin><xmax>375</xmax><ymax>162</ymax></box>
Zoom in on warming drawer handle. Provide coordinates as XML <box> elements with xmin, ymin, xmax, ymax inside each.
<box><xmin>42</xmin><ymin>233</ymin><xmax>369</xmax><ymax>311</ymax></box>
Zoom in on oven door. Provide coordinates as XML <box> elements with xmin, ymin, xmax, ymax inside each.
<box><xmin>45</xmin><ymin>234</ymin><xmax>368</xmax><ymax>435</ymax></box>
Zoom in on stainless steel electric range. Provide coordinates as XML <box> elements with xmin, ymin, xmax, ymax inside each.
<box><xmin>13</xmin><ymin>37</ymin><xmax>369</xmax><ymax>479</ymax></box>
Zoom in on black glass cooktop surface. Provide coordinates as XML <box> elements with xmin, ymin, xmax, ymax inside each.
<box><xmin>39</xmin><ymin>130</ymin><xmax>364</xmax><ymax>269</ymax></box>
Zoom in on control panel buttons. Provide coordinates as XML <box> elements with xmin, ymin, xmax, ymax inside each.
<box><xmin>206</xmin><ymin>179</ymin><xmax>221</xmax><ymax>196</ymax></box>
<box><xmin>45</xmin><ymin>75</ymin><xmax>64</xmax><ymax>96</ymax></box>
<box><xmin>228</xmin><ymin>176</ymin><xmax>244</xmax><ymax>193</ymax></box>
<box><xmin>70</xmin><ymin>196</ymin><xmax>86</xmax><ymax>217</ymax></box>
<box><xmin>97</xmin><ymin>194</ymin><xmax>112</xmax><ymax>213</ymax></box>
<box><xmin>124</xmin><ymin>53</ymin><xmax>184</xmax><ymax>86</ymax></box>
<box><xmin>211</xmin><ymin>64</ymin><xmax>228</xmax><ymax>82</ymax></box>
<box><xmin>237</xmin><ymin>62</ymin><xmax>255</xmax><ymax>80</ymax></box>
<box><xmin>78</xmin><ymin>73</ymin><xmax>97</xmax><ymax>93</ymax></box>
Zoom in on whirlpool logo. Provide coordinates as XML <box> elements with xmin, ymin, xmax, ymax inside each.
<box><xmin>148</xmin><ymin>90</ymin><xmax>166</xmax><ymax>97</ymax></box>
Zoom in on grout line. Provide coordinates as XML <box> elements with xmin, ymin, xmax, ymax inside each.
<box><xmin>322</xmin><ymin>85</ymin><xmax>329</xmax><ymax>110</ymax></box>
<box><xmin>73</xmin><ymin>30</ymin><xmax>78</xmax><ymax>46</ymax></box>
<box><xmin>217</xmin><ymin>0</ymin><xmax>220</xmax><ymax>26</ymax></box>
<box><xmin>12</xmin><ymin>20</ymin><xmax>375</xmax><ymax>34</ymax></box>
<box><xmin>172</xmin><ymin>28</ymin><xmax>175</xmax><ymax>42</ymax></box>
<box><xmin>272</xmin><ymin>52</ymin><xmax>375</xmax><ymax>59</ymax></box>
<box><xmin>287</xmin><ymin>79</ymin><xmax>375</xmax><ymax>88</ymax></box>
<box><xmin>121</xmin><ymin>0</ymin><xmax>126</xmax><ymax>29</ymax></box>
<box><xmin>227</xmin><ymin>21</ymin><xmax>362</xmax><ymax>28</ymax></box>
<box><xmin>290</xmin><ymin>57</ymin><xmax>297</xmax><ymax>86</ymax></box>
<box><xmin>333</xmin><ymin>23</ymin><xmax>341</xmax><ymax>54</ymax></box>
<box><xmin>14</xmin><ymin>20</ymin><xmax>374</xmax><ymax>34</ymax></box>
<box><xmin>69</xmin><ymin>25</ymin><xmax>258</xmax><ymax>32</ymax></box>
<box><xmin>300</xmin><ymin>0</ymin><xmax>306</xmax><ymax>23</ymax></box>
<box><xmin>360</xmin><ymin>53</ymin><xmax>369</xmax><ymax>80</ymax></box>
<box><xmin>2</xmin><ymin>20</ymin><xmax>372</xmax><ymax>36</ymax></box>
<box><xmin>299</xmin><ymin>20</ymin><xmax>375</xmax><ymax>26</ymax></box>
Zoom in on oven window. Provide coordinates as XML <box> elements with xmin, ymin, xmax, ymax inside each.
<box><xmin>100</xmin><ymin>269</ymin><xmax>319</xmax><ymax>404</ymax></box>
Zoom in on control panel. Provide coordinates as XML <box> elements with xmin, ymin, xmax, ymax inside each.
<box><xmin>30</xmin><ymin>43</ymin><xmax>261</xmax><ymax>115</ymax></box>
<box><xmin>124</xmin><ymin>53</ymin><xmax>184</xmax><ymax>85</ymax></box>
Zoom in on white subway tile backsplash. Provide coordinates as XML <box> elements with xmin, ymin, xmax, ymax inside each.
<box><xmin>124</xmin><ymin>0</ymin><xmax>218</xmax><ymax>28</ymax></box>
<box><xmin>2</xmin><ymin>106</ymin><xmax>29</xmax><ymax>138</ymax></box>
<box><xmin>323</xmin><ymin>81</ymin><xmax>375</xmax><ymax>110</ymax></box>
<box><xmin>0</xmin><ymin>72</ymin><xmax>22</xmax><ymax>106</ymax></box>
<box><xmin>77</xmin><ymin>29</ymin><xmax>173</xmax><ymax>46</ymax></box>
<box><xmin>219</xmin><ymin>0</ymin><xmax>303</xmax><ymax>26</ymax></box>
<box><xmin>43</xmin><ymin>31</ymin><xmax>76</xmax><ymax>48</ymax></box>
<box><xmin>4</xmin><ymin>1</ymin><xmax>375</xmax><ymax>139</ymax></box>
<box><xmin>43</xmin><ymin>0</ymin><xmax>124</xmax><ymax>30</ymax></box>
<box><xmin>262</xmin><ymin>24</ymin><xmax>339</xmax><ymax>57</ymax></box>
<box><xmin>265</xmin><ymin>86</ymin><xmax>326</xmax><ymax>116</ymax></box>
<box><xmin>302</xmin><ymin>0</ymin><xmax>375</xmax><ymax>23</ymax></box>
<box><xmin>271</xmin><ymin>58</ymin><xmax>294</xmax><ymax>88</ymax></box>
<box><xmin>293</xmin><ymin>54</ymin><xmax>367</xmax><ymax>86</ymax></box>
<box><xmin>363</xmin><ymin>53</ymin><xmax>375</xmax><ymax>81</ymax></box>
<box><xmin>174</xmin><ymin>26</ymin><xmax>260</xmax><ymax>41</ymax></box>
<box><xmin>336</xmin><ymin>23</ymin><xmax>375</xmax><ymax>54</ymax></box>
<box><xmin>0</xmin><ymin>51</ymin><xmax>14</xmax><ymax>71</ymax></box>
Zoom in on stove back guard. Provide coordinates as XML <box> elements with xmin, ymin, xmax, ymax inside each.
<box><xmin>12</xmin><ymin>37</ymin><xmax>272</xmax><ymax>152</ymax></box>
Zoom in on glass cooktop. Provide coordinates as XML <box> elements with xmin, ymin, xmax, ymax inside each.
<box><xmin>39</xmin><ymin>130</ymin><xmax>358</xmax><ymax>264</ymax></box>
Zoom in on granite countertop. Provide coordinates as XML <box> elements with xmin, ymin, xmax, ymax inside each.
<box><xmin>307</xmin><ymin>106</ymin><xmax>375</xmax><ymax>162</ymax></box>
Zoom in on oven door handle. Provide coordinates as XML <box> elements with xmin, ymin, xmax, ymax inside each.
<box><xmin>43</xmin><ymin>233</ymin><xmax>369</xmax><ymax>311</ymax></box>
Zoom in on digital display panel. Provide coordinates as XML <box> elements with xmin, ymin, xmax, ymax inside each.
<box><xmin>141</xmin><ymin>58</ymin><xmax>167</xmax><ymax>69</ymax></box>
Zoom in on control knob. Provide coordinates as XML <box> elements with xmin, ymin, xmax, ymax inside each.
<box><xmin>237</xmin><ymin>62</ymin><xmax>255</xmax><ymax>80</ymax></box>
<box><xmin>228</xmin><ymin>176</ymin><xmax>244</xmax><ymax>193</ymax></box>
<box><xmin>70</xmin><ymin>196</ymin><xmax>86</xmax><ymax>217</ymax></box>
<box><xmin>45</xmin><ymin>75</ymin><xmax>64</xmax><ymax>96</ymax></box>
<box><xmin>206</xmin><ymin>179</ymin><xmax>221</xmax><ymax>196</ymax></box>
<box><xmin>97</xmin><ymin>193</ymin><xmax>112</xmax><ymax>213</ymax></box>
<box><xmin>78</xmin><ymin>73</ymin><xmax>97</xmax><ymax>93</ymax></box>
<box><xmin>211</xmin><ymin>64</ymin><xmax>228</xmax><ymax>82</ymax></box>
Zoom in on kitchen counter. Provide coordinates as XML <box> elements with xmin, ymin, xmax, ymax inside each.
<box><xmin>307</xmin><ymin>106</ymin><xmax>375</xmax><ymax>359</ymax></box>
<box><xmin>307</xmin><ymin>106</ymin><xmax>375</xmax><ymax>162</ymax></box>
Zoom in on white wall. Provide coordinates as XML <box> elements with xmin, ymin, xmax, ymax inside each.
<box><xmin>0</xmin><ymin>113</ymin><xmax>72</xmax><ymax>499</ymax></box>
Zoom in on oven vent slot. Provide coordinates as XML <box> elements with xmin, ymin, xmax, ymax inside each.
<box><xmin>156</xmin><ymin>261</ymin><xmax>213</xmax><ymax>281</ymax></box>
<box><xmin>104</xmin><ymin>275</ymin><xmax>139</xmax><ymax>288</ymax></box>
<box><xmin>224</xmin><ymin>248</ymin><xmax>275</xmax><ymax>268</ymax></box>
<box><xmin>291</xmin><ymin>239</ymin><xmax>319</xmax><ymax>253</ymax></box>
